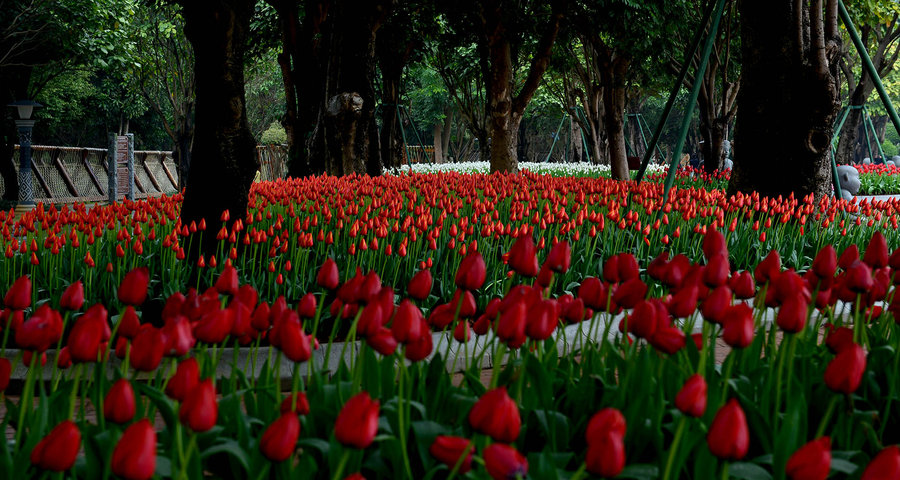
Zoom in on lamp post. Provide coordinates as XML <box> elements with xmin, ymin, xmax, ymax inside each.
<box><xmin>8</xmin><ymin>100</ymin><xmax>41</xmax><ymax>209</ymax></box>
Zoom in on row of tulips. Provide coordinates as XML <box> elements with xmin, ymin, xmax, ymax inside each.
<box><xmin>2</xmin><ymin>171</ymin><xmax>900</xmax><ymax>313</ymax></box>
<box><xmin>3</xmin><ymin>226</ymin><xmax>900</xmax><ymax>478</ymax></box>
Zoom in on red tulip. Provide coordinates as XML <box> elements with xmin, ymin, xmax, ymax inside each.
<box><xmin>508</xmin><ymin>234</ymin><xmax>539</xmax><ymax>277</ymax></box>
<box><xmin>129</xmin><ymin>326</ymin><xmax>165</xmax><ymax>372</ymax></box>
<box><xmin>702</xmin><ymin>228</ymin><xmax>728</xmax><ymax>259</ymax></box>
<box><xmin>0</xmin><ymin>357</ymin><xmax>10</xmax><ymax>391</ymax></box>
<box><xmin>650</xmin><ymin>326</ymin><xmax>686</xmax><ymax>354</ymax></box>
<box><xmin>861</xmin><ymin>446</ymin><xmax>900</xmax><ymax>480</ymax></box>
<box><xmin>703</xmin><ymin>254</ymin><xmax>730</xmax><ymax>288</ymax></box>
<box><xmin>812</xmin><ymin>245</ymin><xmax>837</xmax><ymax>279</ymax></box>
<box><xmin>585</xmin><ymin>431</ymin><xmax>626</xmax><ymax>478</ymax></box>
<box><xmin>707</xmin><ymin>399</ymin><xmax>749</xmax><ymax>460</ymax></box>
<box><xmin>179</xmin><ymin>379</ymin><xmax>218</xmax><ymax>432</ymax></box>
<box><xmin>728</xmin><ymin>271</ymin><xmax>756</xmax><ymax>299</ymax></box>
<box><xmin>194</xmin><ymin>307</ymin><xmax>234</xmax><ymax>344</ymax></box>
<box><xmin>838</xmin><ymin>244</ymin><xmax>860</xmax><ymax>270</ymax></box>
<box><xmin>845</xmin><ymin>260</ymin><xmax>874</xmax><ymax>293</ymax></box>
<box><xmin>367</xmin><ymin>327</ymin><xmax>398</xmax><ymax>356</ymax></box>
<box><xmin>30</xmin><ymin>420</ymin><xmax>80</xmax><ymax>471</ymax></box>
<box><xmin>408</xmin><ymin>269</ymin><xmax>433</xmax><ymax>300</ymax></box>
<box><xmin>824</xmin><ymin>325</ymin><xmax>854</xmax><ymax>354</ymax></box>
<box><xmin>104</xmin><ymin>379</ymin><xmax>136</xmax><ymax>424</ymax></box>
<box><xmin>162</xmin><ymin>315</ymin><xmax>195</xmax><ymax>357</ymax></box>
<box><xmin>335</xmin><ymin>392</ymin><xmax>380</xmax><ymax>449</ymax></box>
<box><xmin>16</xmin><ymin>305</ymin><xmax>63</xmax><ymax>353</ymax></box>
<box><xmin>525</xmin><ymin>298</ymin><xmax>558</xmax><ymax>341</ymax></box>
<box><xmin>668</xmin><ymin>283</ymin><xmax>699</xmax><ymax>318</ymax></box>
<box><xmin>392</xmin><ymin>300</ymin><xmax>425</xmax><ymax>344</ymax></box>
<box><xmin>675</xmin><ymin>374</ymin><xmax>707</xmax><ymax>417</ymax></box>
<box><xmin>60</xmin><ymin>281</ymin><xmax>84</xmax><ymax>310</ymax></box>
<box><xmin>483</xmin><ymin>443</ymin><xmax>528</xmax><ymax>480</ymax></box>
<box><xmin>647</xmin><ymin>251</ymin><xmax>670</xmax><ymax>281</ymax></box>
<box><xmin>455</xmin><ymin>251</ymin><xmax>486</xmax><ymax>291</ymax></box>
<box><xmin>317</xmin><ymin>258</ymin><xmax>340</xmax><ymax>290</ymax></box>
<box><xmin>603</xmin><ymin>255</ymin><xmax>621</xmax><ymax>283</ymax></box>
<box><xmin>616</xmin><ymin>253</ymin><xmax>640</xmax><ymax>282</ymax></box>
<box><xmin>544</xmin><ymin>240</ymin><xmax>571</xmax><ymax>273</ymax></box>
<box><xmin>496</xmin><ymin>301</ymin><xmax>527</xmax><ymax>349</ymax></box>
<box><xmin>4</xmin><ymin>275</ymin><xmax>31</xmax><ymax>310</ymax></box>
<box><xmin>469</xmin><ymin>387</ymin><xmax>521</xmax><ymax>443</ymax></box>
<box><xmin>111</xmin><ymin>419</ymin><xmax>156</xmax><ymax>480</ymax></box>
<box><xmin>68</xmin><ymin>313</ymin><xmax>105</xmax><ymax>363</ymax></box>
<box><xmin>586</xmin><ymin>407</ymin><xmax>626</xmax><ymax>442</ymax></box>
<box><xmin>722</xmin><ymin>304</ymin><xmax>754</xmax><ymax>349</ymax></box>
<box><xmin>118</xmin><ymin>267</ymin><xmax>149</xmax><ymax>306</ymax></box>
<box><xmin>404</xmin><ymin>329</ymin><xmax>433</xmax><ymax>361</ymax></box>
<box><xmin>701</xmin><ymin>285</ymin><xmax>732</xmax><ymax>324</ymax></box>
<box><xmin>579</xmin><ymin>277</ymin><xmax>608</xmax><ymax>310</ymax></box>
<box><xmin>776</xmin><ymin>294</ymin><xmax>808</xmax><ymax>334</ymax></box>
<box><xmin>754</xmin><ymin>250</ymin><xmax>781</xmax><ymax>284</ymax></box>
<box><xmin>166</xmin><ymin>357</ymin><xmax>200</xmax><ymax>402</ymax></box>
<box><xmin>214</xmin><ymin>265</ymin><xmax>239</xmax><ymax>295</ymax></box>
<box><xmin>824</xmin><ymin>343</ymin><xmax>866</xmax><ymax>394</ymax></box>
<box><xmin>863</xmin><ymin>231</ymin><xmax>889</xmax><ymax>269</ymax></box>
<box><xmin>119</xmin><ymin>306</ymin><xmax>141</xmax><ymax>339</ymax></box>
<box><xmin>280</xmin><ymin>392</ymin><xmax>310</xmax><ymax>415</ymax></box>
<box><xmin>276</xmin><ymin>319</ymin><xmax>312</xmax><ymax>363</ymax></box>
<box><xmin>612</xmin><ymin>277</ymin><xmax>648</xmax><ymax>309</ymax></box>
<box><xmin>236</xmin><ymin>284</ymin><xmax>258</xmax><ymax>310</ymax></box>
<box><xmin>786</xmin><ymin>437</ymin><xmax>831</xmax><ymax>480</ymax></box>
<box><xmin>259</xmin><ymin>413</ymin><xmax>300</xmax><ymax>462</ymax></box>
<box><xmin>429</xmin><ymin>436</ymin><xmax>474</xmax><ymax>473</ymax></box>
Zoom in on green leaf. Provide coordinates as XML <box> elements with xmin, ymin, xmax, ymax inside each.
<box><xmin>730</xmin><ymin>462</ymin><xmax>774</xmax><ymax>480</ymax></box>
<box><xmin>830</xmin><ymin>458</ymin><xmax>859</xmax><ymax>475</ymax></box>
<box><xmin>201</xmin><ymin>439</ymin><xmax>251</xmax><ymax>474</ymax></box>
<box><xmin>617</xmin><ymin>464</ymin><xmax>660</xmax><ymax>480</ymax></box>
<box><xmin>155</xmin><ymin>456</ymin><xmax>172</xmax><ymax>477</ymax></box>
<box><xmin>297</xmin><ymin>438</ymin><xmax>330</xmax><ymax>457</ymax></box>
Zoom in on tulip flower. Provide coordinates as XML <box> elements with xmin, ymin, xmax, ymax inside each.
<box><xmin>162</xmin><ymin>315</ymin><xmax>195</xmax><ymax>357</ymax></box>
<box><xmin>260</xmin><ymin>412</ymin><xmax>300</xmax><ymax>462</ymax></box>
<box><xmin>111</xmin><ymin>419</ymin><xmax>157</xmax><ymax>480</ymax></box>
<box><xmin>429</xmin><ymin>436</ymin><xmax>474</xmax><ymax>473</ymax></box>
<box><xmin>728</xmin><ymin>271</ymin><xmax>756</xmax><ymax>299</ymax></box>
<box><xmin>316</xmin><ymin>258</ymin><xmax>340</xmax><ymax>290</ymax></box>
<box><xmin>496</xmin><ymin>301</ymin><xmax>527</xmax><ymax>349</ymax></box>
<box><xmin>104</xmin><ymin>378</ymin><xmax>137</xmax><ymax>424</ymax></box>
<box><xmin>585</xmin><ymin>431</ymin><xmax>626</xmax><ymax>478</ymax></box>
<box><xmin>702</xmin><ymin>228</ymin><xmax>728</xmax><ymax>260</ymax></box>
<box><xmin>754</xmin><ymin>250</ymin><xmax>781</xmax><ymax>284</ymax></box>
<box><xmin>129</xmin><ymin>326</ymin><xmax>165</xmax><ymax>372</ymax></box>
<box><xmin>824</xmin><ymin>343</ymin><xmax>866</xmax><ymax>394</ymax></box>
<box><xmin>812</xmin><ymin>245</ymin><xmax>837</xmax><ymax>279</ymax></box>
<box><xmin>60</xmin><ymin>281</ymin><xmax>84</xmax><ymax>310</ymax></box>
<box><xmin>16</xmin><ymin>305</ymin><xmax>63</xmax><ymax>353</ymax></box>
<box><xmin>67</xmin><ymin>313</ymin><xmax>105</xmax><ymax>363</ymax></box>
<box><xmin>404</xmin><ymin>330</ymin><xmax>433</xmax><ymax>361</ymax></box>
<box><xmin>578</xmin><ymin>277</ymin><xmax>608</xmax><ymax>310</ymax></box>
<box><xmin>722</xmin><ymin>304</ymin><xmax>754</xmax><ymax>349</ymax></box>
<box><xmin>508</xmin><ymin>234</ymin><xmax>539</xmax><ymax>277</ymax></box>
<box><xmin>296</xmin><ymin>293</ymin><xmax>317</xmax><ymax>319</ymax></box>
<box><xmin>367</xmin><ymin>327</ymin><xmax>398</xmax><ymax>356</ymax></box>
<box><xmin>455</xmin><ymin>250</ymin><xmax>486</xmax><ymax>291</ymax></box>
<box><xmin>179</xmin><ymin>379</ymin><xmax>218</xmax><ymax>432</ymax></box>
<box><xmin>707</xmin><ymin>399</ymin><xmax>749</xmax><ymax>461</ymax></box>
<box><xmin>675</xmin><ymin>374</ymin><xmax>708</xmax><ymax>417</ymax></box>
<box><xmin>280</xmin><ymin>392</ymin><xmax>310</xmax><ymax>415</ymax></box>
<box><xmin>776</xmin><ymin>294</ymin><xmax>808</xmax><ymax>333</ymax></box>
<box><xmin>861</xmin><ymin>446</ymin><xmax>900</xmax><ymax>480</ymax></box>
<box><xmin>701</xmin><ymin>285</ymin><xmax>732</xmax><ymax>324</ymax></box>
<box><xmin>118</xmin><ymin>267</ymin><xmax>150</xmax><ymax>306</ymax></box>
<box><xmin>335</xmin><ymin>392</ymin><xmax>380</xmax><ymax>449</ymax></box>
<box><xmin>649</xmin><ymin>326</ymin><xmax>687</xmax><ymax>355</ymax></box>
<box><xmin>525</xmin><ymin>298</ymin><xmax>558</xmax><ymax>341</ymax></box>
<box><xmin>703</xmin><ymin>254</ymin><xmax>730</xmax><ymax>288</ymax></box>
<box><xmin>469</xmin><ymin>387</ymin><xmax>521</xmax><ymax>443</ymax></box>
<box><xmin>407</xmin><ymin>269</ymin><xmax>433</xmax><ymax>300</ymax></box>
<box><xmin>483</xmin><ymin>443</ymin><xmax>528</xmax><ymax>480</ymax></box>
<box><xmin>586</xmin><ymin>407</ymin><xmax>626</xmax><ymax>442</ymax></box>
<box><xmin>0</xmin><ymin>357</ymin><xmax>10</xmax><ymax>391</ymax></box>
<box><xmin>838</xmin><ymin>244</ymin><xmax>860</xmax><ymax>270</ymax></box>
<box><xmin>30</xmin><ymin>420</ymin><xmax>81</xmax><ymax>472</ymax></box>
<box><xmin>118</xmin><ymin>306</ymin><xmax>142</xmax><ymax>340</ymax></box>
<box><xmin>277</xmin><ymin>320</ymin><xmax>312</xmax><ymax>363</ymax></box>
<box><xmin>785</xmin><ymin>437</ymin><xmax>831</xmax><ymax>480</ymax></box>
<box><xmin>166</xmin><ymin>357</ymin><xmax>200</xmax><ymax>402</ymax></box>
<box><xmin>863</xmin><ymin>231</ymin><xmax>889</xmax><ymax>269</ymax></box>
<box><xmin>392</xmin><ymin>300</ymin><xmax>425</xmax><ymax>344</ymax></box>
<box><xmin>214</xmin><ymin>265</ymin><xmax>239</xmax><ymax>295</ymax></box>
<box><xmin>544</xmin><ymin>239</ymin><xmax>571</xmax><ymax>273</ymax></box>
<box><xmin>3</xmin><ymin>275</ymin><xmax>31</xmax><ymax>310</ymax></box>
<box><xmin>617</xmin><ymin>253</ymin><xmax>640</xmax><ymax>282</ymax></box>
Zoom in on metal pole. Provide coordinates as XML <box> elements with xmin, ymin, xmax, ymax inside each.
<box><xmin>635</xmin><ymin>0</ymin><xmax>718</xmax><ymax>183</ymax></box>
<box><xmin>544</xmin><ymin>114</ymin><xmax>568</xmax><ymax>163</ymax></box>
<box><xmin>861</xmin><ymin>106</ymin><xmax>876</xmax><ymax>164</ymax></box>
<box><xmin>831</xmin><ymin>106</ymin><xmax>850</xmax><ymax>155</ymax></box>
<box><xmin>15</xmin><ymin>119</ymin><xmax>35</xmax><ymax>207</ymax></box>
<box><xmin>396</xmin><ymin>105</ymin><xmax>413</xmax><ymax>168</ymax></box>
<box><xmin>660</xmin><ymin>0</ymin><xmax>729</xmax><ymax>205</ymax></box>
<box><xmin>574</xmin><ymin>106</ymin><xmax>592</xmax><ymax>163</ymax></box>
<box><xmin>839</xmin><ymin>0</ymin><xmax>900</xmax><ymax>142</ymax></box>
<box><xmin>864</xmin><ymin>107</ymin><xmax>885</xmax><ymax>161</ymax></box>
<box><xmin>400</xmin><ymin>105</ymin><xmax>431</xmax><ymax>165</ymax></box>
<box><xmin>831</xmin><ymin>151</ymin><xmax>843</xmax><ymax>198</ymax></box>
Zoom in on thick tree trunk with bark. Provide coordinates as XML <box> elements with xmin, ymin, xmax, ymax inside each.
<box><xmin>173</xmin><ymin>128</ymin><xmax>193</xmax><ymax>190</ymax></box>
<box><xmin>600</xmin><ymin>53</ymin><xmax>630</xmax><ymax>180</ymax></box>
<box><xmin>376</xmin><ymin>52</ymin><xmax>404</xmax><ymax>171</ymax></box>
<box><xmin>179</xmin><ymin>0</ymin><xmax>259</xmax><ymax>255</ymax></box>
<box><xmin>730</xmin><ymin>0</ymin><xmax>841</xmax><ymax>199</ymax></box>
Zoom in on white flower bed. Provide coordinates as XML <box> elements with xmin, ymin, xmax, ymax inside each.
<box><xmin>386</xmin><ymin>161</ymin><xmax>668</xmax><ymax>176</ymax></box>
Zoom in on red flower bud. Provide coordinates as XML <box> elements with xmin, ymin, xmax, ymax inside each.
<box><xmin>214</xmin><ymin>265</ymin><xmax>239</xmax><ymax>295</ymax></box>
<box><xmin>0</xmin><ymin>357</ymin><xmax>9</xmax><ymax>391</ymax></box>
<box><xmin>163</xmin><ymin>315</ymin><xmax>195</xmax><ymax>357</ymax></box>
<box><xmin>544</xmin><ymin>240</ymin><xmax>571</xmax><ymax>273</ymax></box>
<box><xmin>863</xmin><ymin>231</ymin><xmax>889</xmax><ymax>269</ymax></box>
<box><xmin>786</xmin><ymin>437</ymin><xmax>831</xmax><ymax>480</ymax></box>
<box><xmin>367</xmin><ymin>327</ymin><xmax>398</xmax><ymax>356</ymax></box>
<box><xmin>316</xmin><ymin>258</ymin><xmax>340</xmax><ymax>290</ymax></box>
<box><xmin>429</xmin><ymin>436</ymin><xmax>474</xmax><ymax>473</ymax></box>
<box><xmin>525</xmin><ymin>298</ymin><xmax>558</xmax><ymax>341</ymax></box>
<box><xmin>130</xmin><ymin>326</ymin><xmax>165</xmax><ymax>372</ymax></box>
<box><xmin>31</xmin><ymin>420</ymin><xmax>80</xmax><ymax>471</ymax></box>
<box><xmin>404</xmin><ymin>329</ymin><xmax>433</xmax><ymax>361</ymax></box>
<box><xmin>104</xmin><ymin>379</ymin><xmax>136</xmax><ymax>424</ymax></box>
<box><xmin>703</xmin><ymin>254</ymin><xmax>730</xmax><ymax>288</ymax></box>
<box><xmin>335</xmin><ymin>392</ymin><xmax>380</xmax><ymax>449</ymax></box>
<box><xmin>776</xmin><ymin>294</ymin><xmax>808</xmax><ymax>334</ymax></box>
<box><xmin>60</xmin><ymin>281</ymin><xmax>84</xmax><ymax>310</ymax></box>
<box><xmin>455</xmin><ymin>251</ymin><xmax>486</xmax><ymax>291</ymax></box>
<box><xmin>280</xmin><ymin>392</ymin><xmax>310</xmax><ymax>415</ymax></box>
<box><xmin>728</xmin><ymin>271</ymin><xmax>756</xmax><ymax>299</ymax></box>
<box><xmin>469</xmin><ymin>387</ymin><xmax>521</xmax><ymax>443</ymax></box>
<box><xmin>68</xmin><ymin>313</ymin><xmax>105</xmax><ymax>363</ymax></box>
<box><xmin>616</xmin><ymin>253</ymin><xmax>640</xmax><ymax>282</ymax></box>
<box><xmin>578</xmin><ymin>277</ymin><xmax>608</xmax><ymax>310</ymax></box>
<box><xmin>111</xmin><ymin>419</ymin><xmax>157</xmax><ymax>480</ymax></box>
<box><xmin>166</xmin><ymin>357</ymin><xmax>199</xmax><ymax>402</ymax></box>
<box><xmin>675</xmin><ymin>374</ymin><xmax>707</xmax><ymax>417</ymax></box>
<box><xmin>845</xmin><ymin>260</ymin><xmax>874</xmax><ymax>293</ymax></box>
<box><xmin>838</xmin><ymin>244</ymin><xmax>859</xmax><ymax>270</ymax></box>
<box><xmin>483</xmin><ymin>443</ymin><xmax>528</xmax><ymax>480</ymax></box>
<box><xmin>408</xmin><ymin>269</ymin><xmax>433</xmax><ymax>300</ymax></box>
<box><xmin>722</xmin><ymin>304</ymin><xmax>754</xmax><ymax>349</ymax></box>
<box><xmin>260</xmin><ymin>412</ymin><xmax>300</xmax><ymax>462</ymax></box>
<box><xmin>707</xmin><ymin>399</ymin><xmax>749</xmax><ymax>460</ymax></box>
<box><xmin>585</xmin><ymin>432</ymin><xmax>626</xmax><ymax>478</ymax></box>
<box><xmin>824</xmin><ymin>325</ymin><xmax>854</xmax><ymax>354</ymax></box>
<box><xmin>118</xmin><ymin>267</ymin><xmax>149</xmax><ymax>306</ymax></box>
<box><xmin>861</xmin><ymin>446</ymin><xmax>900</xmax><ymax>480</ymax></box>
<box><xmin>179</xmin><ymin>379</ymin><xmax>218</xmax><ymax>432</ymax></box>
<box><xmin>754</xmin><ymin>250</ymin><xmax>781</xmax><ymax>284</ymax></box>
<box><xmin>701</xmin><ymin>285</ymin><xmax>732</xmax><ymax>324</ymax></box>
<box><xmin>508</xmin><ymin>234</ymin><xmax>539</xmax><ymax>277</ymax></box>
<box><xmin>16</xmin><ymin>305</ymin><xmax>63</xmax><ymax>353</ymax></box>
<box><xmin>702</xmin><ymin>228</ymin><xmax>728</xmax><ymax>259</ymax></box>
<box><xmin>649</xmin><ymin>326</ymin><xmax>686</xmax><ymax>354</ymax></box>
<box><xmin>392</xmin><ymin>300</ymin><xmax>425</xmax><ymax>344</ymax></box>
<box><xmin>812</xmin><ymin>245</ymin><xmax>837</xmax><ymax>279</ymax></box>
<box><xmin>586</xmin><ymin>407</ymin><xmax>626</xmax><ymax>442</ymax></box>
<box><xmin>824</xmin><ymin>343</ymin><xmax>866</xmax><ymax>394</ymax></box>
<box><xmin>4</xmin><ymin>275</ymin><xmax>31</xmax><ymax>310</ymax></box>
<box><xmin>612</xmin><ymin>277</ymin><xmax>648</xmax><ymax>309</ymax></box>
<box><xmin>496</xmin><ymin>300</ymin><xmax>527</xmax><ymax>349</ymax></box>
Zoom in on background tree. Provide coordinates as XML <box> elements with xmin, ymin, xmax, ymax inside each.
<box><xmin>730</xmin><ymin>0</ymin><xmax>842</xmax><ymax>198</ymax></box>
<box><xmin>834</xmin><ymin>2</ymin><xmax>900</xmax><ymax>164</ymax></box>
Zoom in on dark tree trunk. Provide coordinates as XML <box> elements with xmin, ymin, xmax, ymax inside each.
<box><xmin>377</xmin><ymin>54</ymin><xmax>404</xmax><ymax>171</ymax></box>
<box><xmin>179</xmin><ymin>0</ymin><xmax>259</xmax><ymax>255</ymax></box>
<box><xmin>600</xmin><ymin>54</ymin><xmax>630</xmax><ymax>180</ymax></box>
<box><xmin>730</xmin><ymin>0</ymin><xmax>841</xmax><ymax>199</ymax></box>
<box><xmin>173</xmin><ymin>128</ymin><xmax>193</xmax><ymax>190</ymax></box>
<box><xmin>0</xmin><ymin>67</ymin><xmax>31</xmax><ymax>202</ymax></box>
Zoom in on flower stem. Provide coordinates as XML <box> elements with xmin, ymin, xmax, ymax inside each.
<box><xmin>331</xmin><ymin>449</ymin><xmax>352</xmax><ymax>480</ymax></box>
<box><xmin>662</xmin><ymin>416</ymin><xmax>688</xmax><ymax>480</ymax></box>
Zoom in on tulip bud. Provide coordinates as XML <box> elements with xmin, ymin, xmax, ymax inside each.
<box><xmin>585</xmin><ymin>408</ymin><xmax>626</xmax><ymax>442</ymax></box>
<box><xmin>824</xmin><ymin>343</ymin><xmax>866</xmax><ymax>394</ymax></box>
<box><xmin>16</xmin><ymin>305</ymin><xmax>64</xmax><ymax>353</ymax></box>
<box><xmin>861</xmin><ymin>446</ymin><xmax>900</xmax><ymax>480</ymax></box>
<box><xmin>214</xmin><ymin>265</ymin><xmax>239</xmax><ymax>295</ymax></box>
<box><xmin>544</xmin><ymin>240</ymin><xmax>571</xmax><ymax>273</ymax></box>
<box><xmin>812</xmin><ymin>245</ymin><xmax>837</xmax><ymax>279</ymax></box>
<box><xmin>111</xmin><ymin>419</ymin><xmax>157</xmax><ymax>480</ymax></box>
<box><xmin>316</xmin><ymin>258</ymin><xmax>340</xmax><ymax>290</ymax></box>
<box><xmin>259</xmin><ymin>412</ymin><xmax>300</xmax><ymax>462</ymax></box>
<box><xmin>30</xmin><ymin>420</ymin><xmax>81</xmax><ymax>471</ymax></box>
<box><xmin>407</xmin><ymin>269</ymin><xmax>433</xmax><ymax>300</ymax></box>
<box><xmin>785</xmin><ymin>437</ymin><xmax>831</xmax><ymax>480</ymax></box>
<box><xmin>104</xmin><ymin>379</ymin><xmax>136</xmax><ymax>424</ymax></box>
<box><xmin>508</xmin><ymin>234</ymin><xmax>539</xmax><ymax>277</ymax></box>
<box><xmin>280</xmin><ymin>392</ymin><xmax>310</xmax><ymax>415</ymax></box>
<box><xmin>455</xmin><ymin>251</ymin><xmax>486</xmax><ymax>291</ymax></box>
<box><xmin>166</xmin><ymin>357</ymin><xmax>200</xmax><ymax>402</ymax></box>
<box><xmin>863</xmin><ymin>231</ymin><xmax>889</xmax><ymax>269</ymax></box>
<box><xmin>4</xmin><ymin>275</ymin><xmax>31</xmax><ymax>310</ymax></box>
<box><xmin>707</xmin><ymin>399</ymin><xmax>749</xmax><ymax>461</ymax></box>
<box><xmin>335</xmin><ymin>392</ymin><xmax>380</xmax><ymax>449</ymax></box>
<box><xmin>130</xmin><ymin>326</ymin><xmax>165</xmax><ymax>372</ymax></box>
<box><xmin>60</xmin><ymin>281</ymin><xmax>85</xmax><ymax>310</ymax></box>
<box><xmin>68</xmin><ymin>313</ymin><xmax>105</xmax><ymax>363</ymax></box>
<box><xmin>367</xmin><ymin>327</ymin><xmax>398</xmax><ymax>356</ymax></box>
<box><xmin>702</xmin><ymin>228</ymin><xmax>728</xmax><ymax>260</ymax></box>
<box><xmin>179</xmin><ymin>379</ymin><xmax>218</xmax><ymax>432</ymax></box>
<box><xmin>675</xmin><ymin>374</ymin><xmax>707</xmax><ymax>417</ymax></box>
<box><xmin>404</xmin><ymin>330</ymin><xmax>433</xmax><ymax>361</ymax></box>
<box><xmin>483</xmin><ymin>443</ymin><xmax>528</xmax><ymax>480</ymax></box>
<box><xmin>469</xmin><ymin>387</ymin><xmax>521</xmax><ymax>443</ymax></box>
<box><xmin>118</xmin><ymin>267</ymin><xmax>149</xmax><ymax>306</ymax></box>
<box><xmin>585</xmin><ymin>432</ymin><xmax>626</xmax><ymax>478</ymax></box>
<box><xmin>429</xmin><ymin>436</ymin><xmax>474</xmax><ymax>473</ymax></box>
<box><xmin>776</xmin><ymin>294</ymin><xmax>808</xmax><ymax>334</ymax></box>
<box><xmin>722</xmin><ymin>304</ymin><xmax>754</xmax><ymax>349</ymax></box>
<box><xmin>0</xmin><ymin>357</ymin><xmax>10</xmax><ymax>391</ymax></box>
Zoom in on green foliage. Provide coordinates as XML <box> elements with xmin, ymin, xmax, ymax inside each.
<box><xmin>260</xmin><ymin>122</ymin><xmax>287</xmax><ymax>145</ymax></box>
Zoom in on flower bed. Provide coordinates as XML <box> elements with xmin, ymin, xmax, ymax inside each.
<box><xmin>1</xmin><ymin>229</ymin><xmax>900</xmax><ymax>479</ymax></box>
<box><xmin>856</xmin><ymin>163</ymin><xmax>900</xmax><ymax>196</ymax></box>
